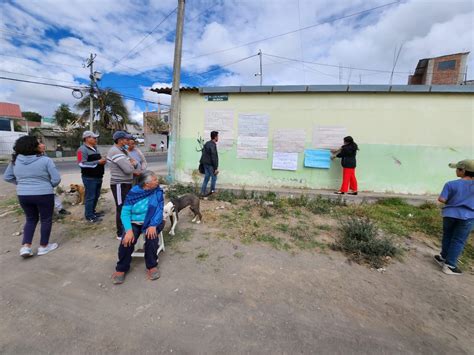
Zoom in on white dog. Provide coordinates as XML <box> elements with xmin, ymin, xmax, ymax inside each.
<box><xmin>163</xmin><ymin>194</ymin><xmax>202</xmax><ymax>236</ymax></box>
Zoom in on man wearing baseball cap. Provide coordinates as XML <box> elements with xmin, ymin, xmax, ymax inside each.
<box><xmin>77</xmin><ymin>131</ymin><xmax>106</xmax><ymax>223</ymax></box>
<box><xmin>434</xmin><ymin>159</ymin><xmax>474</xmax><ymax>276</ymax></box>
<box><xmin>107</xmin><ymin>131</ymin><xmax>138</xmax><ymax>240</ymax></box>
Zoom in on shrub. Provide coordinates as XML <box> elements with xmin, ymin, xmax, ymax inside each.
<box><xmin>166</xmin><ymin>183</ymin><xmax>196</xmax><ymax>199</ymax></box>
<box><xmin>334</xmin><ymin>216</ymin><xmax>400</xmax><ymax>268</ymax></box>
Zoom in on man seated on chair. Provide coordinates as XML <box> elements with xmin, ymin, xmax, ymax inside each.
<box><xmin>112</xmin><ymin>170</ymin><xmax>165</xmax><ymax>284</ymax></box>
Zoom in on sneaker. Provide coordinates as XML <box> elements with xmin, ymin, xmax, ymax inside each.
<box><xmin>58</xmin><ymin>209</ymin><xmax>71</xmax><ymax>215</ymax></box>
<box><xmin>146</xmin><ymin>267</ymin><xmax>160</xmax><ymax>281</ymax></box>
<box><xmin>112</xmin><ymin>271</ymin><xmax>125</xmax><ymax>284</ymax></box>
<box><xmin>116</xmin><ymin>236</ymin><xmax>122</xmax><ymax>241</ymax></box>
<box><xmin>37</xmin><ymin>243</ymin><xmax>58</xmax><ymax>256</ymax></box>
<box><xmin>442</xmin><ymin>264</ymin><xmax>462</xmax><ymax>276</ymax></box>
<box><xmin>87</xmin><ymin>217</ymin><xmax>102</xmax><ymax>223</ymax></box>
<box><xmin>433</xmin><ymin>254</ymin><xmax>445</xmax><ymax>267</ymax></box>
<box><xmin>20</xmin><ymin>246</ymin><xmax>33</xmax><ymax>258</ymax></box>
<box><xmin>94</xmin><ymin>211</ymin><xmax>105</xmax><ymax>217</ymax></box>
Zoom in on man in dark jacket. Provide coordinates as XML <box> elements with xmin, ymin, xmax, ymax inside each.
<box><xmin>200</xmin><ymin>131</ymin><xmax>219</xmax><ymax>196</ymax></box>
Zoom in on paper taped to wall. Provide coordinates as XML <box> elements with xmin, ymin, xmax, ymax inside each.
<box><xmin>205</xmin><ymin>109</ymin><xmax>234</xmax><ymax>150</ymax></box>
<box><xmin>237</xmin><ymin>113</ymin><xmax>269</xmax><ymax>159</ymax></box>
<box><xmin>273</xmin><ymin>129</ymin><xmax>306</xmax><ymax>153</ymax></box>
<box><xmin>304</xmin><ymin>149</ymin><xmax>331</xmax><ymax>169</ymax></box>
<box><xmin>312</xmin><ymin>126</ymin><xmax>347</xmax><ymax>149</ymax></box>
<box><xmin>272</xmin><ymin>152</ymin><xmax>298</xmax><ymax>171</ymax></box>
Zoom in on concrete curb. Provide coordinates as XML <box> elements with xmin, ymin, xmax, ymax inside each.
<box><xmin>164</xmin><ymin>183</ymin><xmax>438</xmax><ymax>206</ymax></box>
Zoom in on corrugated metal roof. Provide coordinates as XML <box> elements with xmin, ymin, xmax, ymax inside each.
<box><xmin>0</xmin><ymin>102</ymin><xmax>22</xmax><ymax>118</ymax></box>
<box><xmin>149</xmin><ymin>85</ymin><xmax>474</xmax><ymax>95</ymax></box>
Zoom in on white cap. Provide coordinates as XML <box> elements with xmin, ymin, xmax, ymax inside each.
<box><xmin>82</xmin><ymin>131</ymin><xmax>99</xmax><ymax>139</ymax></box>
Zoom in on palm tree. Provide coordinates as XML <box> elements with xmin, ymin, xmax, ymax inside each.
<box><xmin>54</xmin><ymin>104</ymin><xmax>78</xmax><ymax>128</ymax></box>
<box><xmin>76</xmin><ymin>88</ymin><xmax>130</xmax><ymax>131</ymax></box>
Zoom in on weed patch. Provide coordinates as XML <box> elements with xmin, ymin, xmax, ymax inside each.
<box><xmin>196</xmin><ymin>252</ymin><xmax>209</xmax><ymax>261</ymax></box>
<box><xmin>166</xmin><ymin>184</ymin><xmax>196</xmax><ymax>199</ymax></box>
<box><xmin>333</xmin><ymin>216</ymin><xmax>400</xmax><ymax>268</ymax></box>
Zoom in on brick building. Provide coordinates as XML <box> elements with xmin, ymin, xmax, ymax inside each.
<box><xmin>408</xmin><ymin>52</ymin><xmax>469</xmax><ymax>85</ymax></box>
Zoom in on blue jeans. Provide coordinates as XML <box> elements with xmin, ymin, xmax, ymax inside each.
<box><xmin>116</xmin><ymin>222</ymin><xmax>164</xmax><ymax>272</ymax></box>
<box><xmin>201</xmin><ymin>164</ymin><xmax>217</xmax><ymax>195</ymax></box>
<box><xmin>82</xmin><ymin>177</ymin><xmax>103</xmax><ymax>219</ymax></box>
<box><xmin>441</xmin><ymin>217</ymin><xmax>474</xmax><ymax>267</ymax></box>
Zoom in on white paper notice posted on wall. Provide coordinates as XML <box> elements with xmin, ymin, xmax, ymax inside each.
<box><xmin>312</xmin><ymin>126</ymin><xmax>347</xmax><ymax>149</ymax></box>
<box><xmin>204</xmin><ymin>109</ymin><xmax>234</xmax><ymax>150</ymax></box>
<box><xmin>237</xmin><ymin>113</ymin><xmax>269</xmax><ymax>159</ymax></box>
<box><xmin>272</xmin><ymin>152</ymin><xmax>298</xmax><ymax>171</ymax></box>
<box><xmin>273</xmin><ymin>129</ymin><xmax>306</xmax><ymax>153</ymax></box>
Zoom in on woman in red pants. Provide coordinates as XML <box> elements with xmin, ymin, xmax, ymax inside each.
<box><xmin>331</xmin><ymin>136</ymin><xmax>359</xmax><ymax>195</ymax></box>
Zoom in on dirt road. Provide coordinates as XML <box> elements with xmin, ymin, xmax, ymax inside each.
<box><xmin>1</xmin><ymin>183</ymin><xmax>473</xmax><ymax>354</ymax></box>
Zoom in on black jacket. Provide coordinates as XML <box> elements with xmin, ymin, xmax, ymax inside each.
<box><xmin>336</xmin><ymin>144</ymin><xmax>357</xmax><ymax>168</ymax></box>
<box><xmin>200</xmin><ymin>140</ymin><xmax>219</xmax><ymax>170</ymax></box>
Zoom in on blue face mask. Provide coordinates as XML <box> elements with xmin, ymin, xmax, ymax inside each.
<box><xmin>123</xmin><ymin>144</ymin><xmax>129</xmax><ymax>150</ymax></box>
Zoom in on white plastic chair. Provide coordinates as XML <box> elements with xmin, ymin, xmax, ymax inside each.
<box><xmin>131</xmin><ymin>231</ymin><xmax>165</xmax><ymax>258</ymax></box>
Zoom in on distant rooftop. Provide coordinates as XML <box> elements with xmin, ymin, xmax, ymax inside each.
<box><xmin>0</xmin><ymin>102</ymin><xmax>22</xmax><ymax>119</ymax></box>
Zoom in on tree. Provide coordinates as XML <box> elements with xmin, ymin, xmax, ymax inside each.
<box><xmin>145</xmin><ymin>115</ymin><xmax>169</xmax><ymax>134</ymax></box>
<box><xmin>54</xmin><ymin>104</ymin><xmax>78</xmax><ymax>128</ymax></box>
<box><xmin>76</xmin><ymin>88</ymin><xmax>130</xmax><ymax>131</ymax></box>
<box><xmin>22</xmin><ymin>111</ymin><xmax>42</xmax><ymax>122</ymax></box>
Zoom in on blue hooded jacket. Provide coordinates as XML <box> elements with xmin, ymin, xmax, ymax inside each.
<box><xmin>3</xmin><ymin>155</ymin><xmax>61</xmax><ymax>195</ymax></box>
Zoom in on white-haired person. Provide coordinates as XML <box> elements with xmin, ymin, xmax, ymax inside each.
<box><xmin>111</xmin><ymin>170</ymin><xmax>165</xmax><ymax>284</ymax></box>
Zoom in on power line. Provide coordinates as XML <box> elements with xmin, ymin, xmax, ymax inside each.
<box><xmin>0</xmin><ymin>53</ymin><xmax>82</xmax><ymax>69</ymax></box>
<box><xmin>194</xmin><ymin>53</ymin><xmax>259</xmax><ymax>78</ymax></box>
<box><xmin>264</xmin><ymin>53</ymin><xmax>409</xmax><ymax>74</ymax></box>
<box><xmin>0</xmin><ymin>69</ymin><xmax>84</xmax><ymax>85</ymax></box>
<box><xmin>0</xmin><ymin>76</ymin><xmax>85</xmax><ymax>90</ymax></box>
<box><xmin>184</xmin><ymin>1</ymin><xmax>400</xmax><ymax>61</ymax></box>
<box><xmin>111</xmin><ymin>7</ymin><xmax>177</xmax><ymax>69</ymax></box>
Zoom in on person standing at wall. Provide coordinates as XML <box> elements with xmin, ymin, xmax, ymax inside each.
<box><xmin>77</xmin><ymin>131</ymin><xmax>106</xmax><ymax>223</ymax></box>
<box><xmin>3</xmin><ymin>136</ymin><xmax>61</xmax><ymax>257</ymax></box>
<box><xmin>200</xmin><ymin>131</ymin><xmax>219</xmax><ymax>197</ymax></box>
<box><xmin>434</xmin><ymin>160</ymin><xmax>474</xmax><ymax>276</ymax></box>
<box><xmin>160</xmin><ymin>141</ymin><xmax>165</xmax><ymax>152</ymax></box>
<box><xmin>107</xmin><ymin>131</ymin><xmax>137</xmax><ymax>240</ymax></box>
<box><xmin>331</xmin><ymin>136</ymin><xmax>359</xmax><ymax>195</ymax></box>
<box><xmin>128</xmin><ymin>137</ymin><xmax>147</xmax><ymax>185</ymax></box>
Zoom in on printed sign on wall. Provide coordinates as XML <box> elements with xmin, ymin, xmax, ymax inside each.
<box><xmin>312</xmin><ymin>126</ymin><xmax>347</xmax><ymax>149</ymax></box>
<box><xmin>272</xmin><ymin>152</ymin><xmax>298</xmax><ymax>171</ymax></box>
<box><xmin>273</xmin><ymin>129</ymin><xmax>306</xmax><ymax>153</ymax></box>
<box><xmin>204</xmin><ymin>109</ymin><xmax>234</xmax><ymax>150</ymax></box>
<box><xmin>237</xmin><ymin>114</ymin><xmax>269</xmax><ymax>159</ymax></box>
<box><xmin>304</xmin><ymin>149</ymin><xmax>331</xmax><ymax>169</ymax></box>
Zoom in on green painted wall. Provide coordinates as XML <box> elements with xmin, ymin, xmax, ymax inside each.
<box><xmin>174</xmin><ymin>92</ymin><xmax>473</xmax><ymax>195</ymax></box>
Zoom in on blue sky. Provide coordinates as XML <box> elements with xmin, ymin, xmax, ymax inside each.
<box><xmin>1</xmin><ymin>0</ymin><xmax>472</xmax><ymax>122</ymax></box>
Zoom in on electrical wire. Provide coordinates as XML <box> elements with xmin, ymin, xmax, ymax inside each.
<box><xmin>111</xmin><ymin>7</ymin><xmax>178</xmax><ymax>69</ymax></box>
<box><xmin>0</xmin><ymin>76</ymin><xmax>85</xmax><ymax>90</ymax></box>
<box><xmin>194</xmin><ymin>53</ymin><xmax>259</xmax><ymax>78</ymax></box>
<box><xmin>0</xmin><ymin>69</ymin><xmax>84</xmax><ymax>85</ymax></box>
<box><xmin>184</xmin><ymin>1</ymin><xmax>400</xmax><ymax>61</ymax></box>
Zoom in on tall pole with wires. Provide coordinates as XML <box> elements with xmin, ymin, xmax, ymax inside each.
<box><xmin>168</xmin><ymin>0</ymin><xmax>185</xmax><ymax>183</ymax></box>
<box><xmin>86</xmin><ymin>53</ymin><xmax>96</xmax><ymax>131</ymax></box>
<box><xmin>259</xmin><ymin>49</ymin><xmax>263</xmax><ymax>85</ymax></box>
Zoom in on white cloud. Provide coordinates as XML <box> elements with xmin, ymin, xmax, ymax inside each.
<box><xmin>0</xmin><ymin>0</ymin><xmax>472</xmax><ymax>116</ymax></box>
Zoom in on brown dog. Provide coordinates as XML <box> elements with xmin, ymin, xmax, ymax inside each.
<box><xmin>69</xmin><ymin>184</ymin><xmax>85</xmax><ymax>205</ymax></box>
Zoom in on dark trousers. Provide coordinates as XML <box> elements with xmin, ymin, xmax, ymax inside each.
<box><xmin>18</xmin><ymin>194</ymin><xmax>54</xmax><ymax>246</ymax></box>
<box><xmin>82</xmin><ymin>176</ymin><xmax>103</xmax><ymax>219</ymax></box>
<box><xmin>116</xmin><ymin>222</ymin><xmax>164</xmax><ymax>272</ymax></box>
<box><xmin>111</xmin><ymin>183</ymin><xmax>132</xmax><ymax>238</ymax></box>
<box><xmin>441</xmin><ymin>217</ymin><xmax>474</xmax><ymax>267</ymax></box>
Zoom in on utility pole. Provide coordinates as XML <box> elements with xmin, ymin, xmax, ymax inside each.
<box><xmin>168</xmin><ymin>0</ymin><xmax>185</xmax><ymax>182</ymax></box>
<box><xmin>255</xmin><ymin>49</ymin><xmax>263</xmax><ymax>85</ymax></box>
<box><xmin>86</xmin><ymin>53</ymin><xmax>96</xmax><ymax>131</ymax></box>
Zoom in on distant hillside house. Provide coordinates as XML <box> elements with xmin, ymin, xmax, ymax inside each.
<box><xmin>0</xmin><ymin>102</ymin><xmax>22</xmax><ymax>132</ymax></box>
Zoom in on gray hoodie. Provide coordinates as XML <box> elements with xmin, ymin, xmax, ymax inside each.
<box><xmin>3</xmin><ymin>155</ymin><xmax>61</xmax><ymax>196</ymax></box>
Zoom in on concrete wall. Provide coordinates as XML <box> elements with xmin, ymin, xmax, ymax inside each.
<box><xmin>174</xmin><ymin>91</ymin><xmax>473</xmax><ymax>195</ymax></box>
